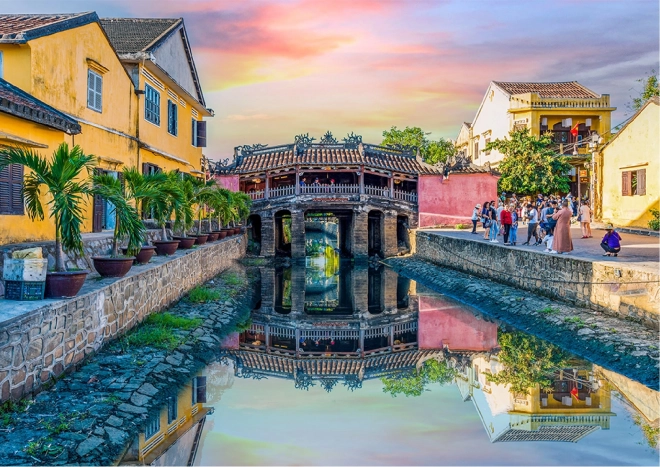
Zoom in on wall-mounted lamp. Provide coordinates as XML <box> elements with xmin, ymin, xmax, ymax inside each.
<box><xmin>251</xmin><ymin>178</ymin><xmax>262</xmax><ymax>184</ymax></box>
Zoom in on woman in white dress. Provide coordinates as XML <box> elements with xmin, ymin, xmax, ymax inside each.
<box><xmin>579</xmin><ymin>200</ymin><xmax>592</xmax><ymax>238</ymax></box>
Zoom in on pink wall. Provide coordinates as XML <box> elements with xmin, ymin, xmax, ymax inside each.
<box><xmin>213</xmin><ymin>174</ymin><xmax>239</xmax><ymax>191</ymax></box>
<box><xmin>418</xmin><ymin>173</ymin><xmax>498</xmax><ymax>227</ymax></box>
<box><xmin>418</xmin><ymin>295</ymin><xmax>498</xmax><ymax>351</ymax></box>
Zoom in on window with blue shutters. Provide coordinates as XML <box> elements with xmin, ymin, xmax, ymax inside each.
<box><xmin>144</xmin><ymin>84</ymin><xmax>160</xmax><ymax>125</ymax></box>
<box><xmin>87</xmin><ymin>69</ymin><xmax>102</xmax><ymax>112</ymax></box>
<box><xmin>168</xmin><ymin>100</ymin><xmax>178</xmax><ymax>136</ymax></box>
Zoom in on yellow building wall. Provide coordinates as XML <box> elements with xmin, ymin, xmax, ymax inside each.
<box><xmin>138</xmin><ymin>382</ymin><xmax>203</xmax><ymax>460</ymax></box>
<box><xmin>0</xmin><ymin>113</ymin><xmax>68</xmax><ymax>244</ymax></box>
<box><xmin>138</xmin><ymin>69</ymin><xmax>204</xmax><ymax>174</ymax></box>
<box><xmin>600</xmin><ymin>102</ymin><xmax>659</xmax><ymax>228</ymax></box>
<box><xmin>0</xmin><ymin>44</ymin><xmax>32</xmax><ymax>90</ymax></box>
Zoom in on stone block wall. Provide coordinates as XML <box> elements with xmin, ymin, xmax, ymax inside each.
<box><xmin>0</xmin><ymin>236</ymin><xmax>246</xmax><ymax>401</ymax></box>
<box><xmin>414</xmin><ymin>232</ymin><xmax>659</xmax><ymax>329</ymax></box>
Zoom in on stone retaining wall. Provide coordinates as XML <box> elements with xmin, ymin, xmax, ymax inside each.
<box><xmin>414</xmin><ymin>232</ymin><xmax>659</xmax><ymax>329</ymax></box>
<box><xmin>0</xmin><ymin>236</ymin><xmax>246</xmax><ymax>401</ymax></box>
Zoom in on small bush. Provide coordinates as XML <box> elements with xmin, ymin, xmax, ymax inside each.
<box><xmin>222</xmin><ymin>272</ymin><xmax>243</xmax><ymax>287</ymax></box>
<box><xmin>648</xmin><ymin>209</ymin><xmax>660</xmax><ymax>231</ymax></box>
<box><xmin>120</xmin><ymin>312</ymin><xmax>203</xmax><ymax>351</ymax></box>
<box><xmin>455</xmin><ymin>224</ymin><xmax>466</xmax><ymax>230</ymax></box>
<box><xmin>145</xmin><ymin>313</ymin><xmax>202</xmax><ymax>330</ymax></box>
<box><xmin>188</xmin><ymin>286</ymin><xmax>221</xmax><ymax>303</ymax></box>
<box><xmin>538</xmin><ymin>306</ymin><xmax>558</xmax><ymax>315</ymax></box>
<box><xmin>564</xmin><ymin>316</ymin><xmax>585</xmax><ymax>328</ymax></box>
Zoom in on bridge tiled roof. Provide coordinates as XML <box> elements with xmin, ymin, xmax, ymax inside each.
<box><xmin>232</xmin><ymin>349</ymin><xmax>442</xmax><ymax>378</ymax></box>
<box><xmin>218</xmin><ymin>143</ymin><xmax>444</xmax><ymax>176</ymax></box>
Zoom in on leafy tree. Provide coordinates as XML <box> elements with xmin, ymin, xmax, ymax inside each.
<box><xmin>381</xmin><ymin>126</ymin><xmax>456</xmax><ymax>164</ymax></box>
<box><xmin>486</xmin><ymin>329</ymin><xmax>571</xmax><ymax>395</ymax></box>
<box><xmin>485</xmin><ymin>128</ymin><xmax>572</xmax><ymax>195</ymax></box>
<box><xmin>381</xmin><ymin>358</ymin><xmax>456</xmax><ymax>397</ymax></box>
<box><xmin>631</xmin><ymin>70</ymin><xmax>659</xmax><ymax>111</ymax></box>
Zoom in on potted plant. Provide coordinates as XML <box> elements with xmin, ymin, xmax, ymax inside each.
<box><xmin>209</xmin><ymin>187</ymin><xmax>233</xmax><ymax>240</ymax></box>
<box><xmin>0</xmin><ymin>143</ymin><xmax>94</xmax><ymax>298</ymax></box>
<box><xmin>171</xmin><ymin>176</ymin><xmax>197</xmax><ymax>249</ymax></box>
<box><xmin>233</xmin><ymin>191</ymin><xmax>252</xmax><ymax>234</ymax></box>
<box><xmin>148</xmin><ymin>171</ymin><xmax>185</xmax><ymax>255</ymax></box>
<box><xmin>90</xmin><ymin>172</ymin><xmax>145</xmax><ymax>277</ymax></box>
<box><xmin>189</xmin><ymin>177</ymin><xmax>216</xmax><ymax>245</ymax></box>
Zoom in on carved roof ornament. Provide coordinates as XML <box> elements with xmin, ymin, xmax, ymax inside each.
<box><xmin>209</xmin><ymin>157</ymin><xmax>234</xmax><ymax>175</ymax></box>
<box><xmin>294</xmin><ymin>133</ymin><xmax>316</xmax><ymax>146</ymax></box>
<box><xmin>236</xmin><ymin>144</ymin><xmax>268</xmax><ymax>157</ymax></box>
<box><xmin>343</xmin><ymin>132</ymin><xmax>363</xmax><ymax>147</ymax></box>
<box><xmin>319</xmin><ymin>131</ymin><xmax>338</xmax><ymax>145</ymax></box>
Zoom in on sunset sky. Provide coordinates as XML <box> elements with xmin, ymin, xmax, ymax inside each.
<box><xmin>3</xmin><ymin>0</ymin><xmax>658</xmax><ymax>159</ymax></box>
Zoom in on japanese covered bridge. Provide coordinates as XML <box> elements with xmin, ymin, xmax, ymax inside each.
<box><xmin>213</xmin><ymin>132</ymin><xmax>498</xmax><ymax>258</ymax></box>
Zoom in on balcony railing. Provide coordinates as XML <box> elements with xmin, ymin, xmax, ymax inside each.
<box><xmin>509</xmin><ymin>94</ymin><xmax>612</xmax><ymax>110</ymax></box>
<box><xmin>248</xmin><ymin>184</ymin><xmax>417</xmax><ymax>203</ymax></box>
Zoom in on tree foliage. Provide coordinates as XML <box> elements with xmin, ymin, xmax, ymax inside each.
<box><xmin>486</xmin><ymin>329</ymin><xmax>571</xmax><ymax>395</ymax></box>
<box><xmin>381</xmin><ymin>126</ymin><xmax>456</xmax><ymax>165</ymax></box>
<box><xmin>381</xmin><ymin>358</ymin><xmax>456</xmax><ymax>397</ymax></box>
<box><xmin>0</xmin><ymin>143</ymin><xmax>95</xmax><ymax>271</ymax></box>
<box><xmin>485</xmin><ymin>128</ymin><xmax>572</xmax><ymax>195</ymax></box>
<box><xmin>631</xmin><ymin>70</ymin><xmax>659</xmax><ymax>111</ymax></box>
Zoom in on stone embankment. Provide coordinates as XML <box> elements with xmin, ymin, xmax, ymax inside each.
<box><xmin>0</xmin><ymin>267</ymin><xmax>256</xmax><ymax>466</ymax></box>
<box><xmin>387</xmin><ymin>257</ymin><xmax>659</xmax><ymax>390</ymax></box>
<box><xmin>0</xmin><ymin>235</ymin><xmax>246</xmax><ymax>402</ymax></box>
<box><xmin>414</xmin><ymin>231</ymin><xmax>659</xmax><ymax>329</ymax></box>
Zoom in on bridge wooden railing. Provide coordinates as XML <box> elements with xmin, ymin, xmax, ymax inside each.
<box><xmin>249</xmin><ymin>184</ymin><xmax>417</xmax><ymax>203</ymax></box>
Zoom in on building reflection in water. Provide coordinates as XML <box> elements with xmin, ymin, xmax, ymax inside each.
<box><xmin>121</xmin><ymin>373</ymin><xmax>211</xmax><ymax>465</ymax></box>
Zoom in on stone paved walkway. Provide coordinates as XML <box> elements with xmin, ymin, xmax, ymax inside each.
<box><xmin>423</xmin><ymin>224</ymin><xmax>659</xmax><ymax>273</ymax></box>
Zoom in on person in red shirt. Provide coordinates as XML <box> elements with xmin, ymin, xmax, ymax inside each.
<box><xmin>501</xmin><ymin>205</ymin><xmax>513</xmax><ymax>245</ymax></box>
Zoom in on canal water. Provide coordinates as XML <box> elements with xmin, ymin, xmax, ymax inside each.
<box><xmin>123</xmin><ymin>241</ymin><xmax>660</xmax><ymax>466</ymax></box>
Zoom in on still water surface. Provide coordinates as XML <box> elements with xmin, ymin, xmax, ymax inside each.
<box><xmin>127</xmin><ymin>243</ymin><xmax>660</xmax><ymax>466</ymax></box>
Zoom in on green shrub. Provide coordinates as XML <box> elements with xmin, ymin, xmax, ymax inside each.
<box><xmin>145</xmin><ymin>313</ymin><xmax>202</xmax><ymax>330</ymax></box>
<box><xmin>539</xmin><ymin>306</ymin><xmax>558</xmax><ymax>315</ymax></box>
<box><xmin>222</xmin><ymin>272</ymin><xmax>243</xmax><ymax>287</ymax></box>
<box><xmin>120</xmin><ymin>312</ymin><xmax>202</xmax><ymax>351</ymax></box>
<box><xmin>188</xmin><ymin>286</ymin><xmax>221</xmax><ymax>303</ymax></box>
<box><xmin>648</xmin><ymin>209</ymin><xmax>660</xmax><ymax>231</ymax></box>
<box><xmin>455</xmin><ymin>224</ymin><xmax>466</xmax><ymax>230</ymax></box>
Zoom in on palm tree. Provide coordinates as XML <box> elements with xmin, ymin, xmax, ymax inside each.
<box><xmin>146</xmin><ymin>171</ymin><xmax>186</xmax><ymax>241</ymax></box>
<box><xmin>91</xmin><ymin>173</ymin><xmax>145</xmax><ymax>257</ymax></box>
<box><xmin>0</xmin><ymin>143</ymin><xmax>95</xmax><ymax>272</ymax></box>
<box><xmin>231</xmin><ymin>191</ymin><xmax>252</xmax><ymax>227</ymax></box>
<box><xmin>208</xmin><ymin>187</ymin><xmax>233</xmax><ymax>230</ymax></box>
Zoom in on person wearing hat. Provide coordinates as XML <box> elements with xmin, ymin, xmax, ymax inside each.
<box><xmin>471</xmin><ymin>203</ymin><xmax>482</xmax><ymax>234</ymax></box>
<box><xmin>601</xmin><ymin>224</ymin><xmax>622</xmax><ymax>257</ymax></box>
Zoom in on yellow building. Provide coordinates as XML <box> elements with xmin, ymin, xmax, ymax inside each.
<box><xmin>0</xmin><ymin>12</ymin><xmax>213</xmax><ymax>244</ymax></box>
<box><xmin>457</xmin><ymin>353</ymin><xmax>614</xmax><ymax>443</ymax></box>
<box><xmin>459</xmin><ymin>81</ymin><xmax>616</xmax><ymax>197</ymax></box>
<box><xmin>121</xmin><ymin>375</ymin><xmax>210</xmax><ymax>465</ymax></box>
<box><xmin>0</xmin><ymin>78</ymin><xmax>82</xmax><ymax>244</ymax></box>
<box><xmin>99</xmin><ymin>18</ymin><xmax>213</xmax><ymax>177</ymax></box>
<box><xmin>597</xmin><ymin>97</ymin><xmax>659</xmax><ymax>228</ymax></box>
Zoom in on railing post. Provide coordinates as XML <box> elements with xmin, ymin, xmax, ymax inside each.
<box><xmin>359</xmin><ymin>329</ymin><xmax>364</xmax><ymax>353</ymax></box>
<box><xmin>295</xmin><ymin>328</ymin><xmax>300</xmax><ymax>356</ymax></box>
<box><xmin>388</xmin><ymin>177</ymin><xmax>394</xmax><ymax>198</ymax></box>
<box><xmin>295</xmin><ymin>166</ymin><xmax>300</xmax><ymax>195</ymax></box>
<box><xmin>359</xmin><ymin>167</ymin><xmax>365</xmax><ymax>194</ymax></box>
<box><xmin>265</xmin><ymin>324</ymin><xmax>271</xmax><ymax>353</ymax></box>
<box><xmin>265</xmin><ymin>172</ymin><xmax>270</xmax><ymax>200</ymax></box>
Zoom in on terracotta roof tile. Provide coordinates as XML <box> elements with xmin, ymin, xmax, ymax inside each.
<box><xmin>493</xmin><ymin>81</ymin><xmax>600</xmax><ymax>98</ymax></box>
<box><xmin>220</xmin><ymin>143</ymin><xmax>444</xmax><ymax>176</ymax></box>
<box><xmin>0</xmin><ymin>78</ymin><xmax>81</xmax><ymax>134</ymax></box>
<box><xmin>99</xmin><ymin>18</ymin><xmax>181</xmax><ymax>54</ymax></box>
<box><xmin>0</xmin><ymin>12</ymin><xmax>96</xmax><ymax>42</ymax></box>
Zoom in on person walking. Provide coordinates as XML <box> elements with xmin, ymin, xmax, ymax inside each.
<box><xmin>551</xmin><ymin>200</ymin><xmax>574</xmax><ymax>254</ymax></box>
<box><xmin>523</xmin><ymin>203</ymin><xmax>539</xmax><ymax>245</ymax></box>
<box><xmin>509</xmin><ymin>205</ymin><xmax>519</xmax><ymax>246</ymax></box>
<box><xmin>501</xmin><ymin>204</ymin><xmax>513</xmax><ymax>245</ymax></box>
<box><xmin>482</xmin><ymin>201</ymin><xmax>491</xmax><ymax>240</ymax></box>
<box><xmin>601</xmin><ymin>224</ymin><xmax>622</xmax><ymax>256</ymax></box>
<box><xmin>489</xmin><ymin>201</ymin><xmax>499</xmax><ymax>243</ymax></box>
<box><xmin>579</xmin><ymin>201</ymin><xmax>592</xmax><ymax>238</ymax></box>
<box><xmin>471</xmin><ymin>204</ymin><xmax>481</xmax><ymax>234</ymax></box>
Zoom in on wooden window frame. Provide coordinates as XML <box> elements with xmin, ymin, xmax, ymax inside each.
<box><xmin>145</xmin><ymin>414</ymin><xmax>160</xmax><ymax>440</ymax></box>
<box><xmin>622</xmin><ymin>169</ymin><xmax>646</xmax><ymax>196</ymax></box>
<box><xmin>167</xmin><ymin>99</ymin><xmax>178</xmax><ymax>136</ymax></box>
<box><xmin>144</xmin><ymin>83</ymin><xmax>161</xmax><ymax>126</ymax></box>
<box><xmin>167</xmin><ymin>397</ymin><xmax>177</xmax><ymax>424</ymax></box>
<box><xmin>0</xmin><ymin>163</ymin><xmax>25</xmax><ymax>215</ymax></box>
<box><xmin>87</xmin><ymin>69</ymin><xmax>103</xmax><ymax>113</ymax></box>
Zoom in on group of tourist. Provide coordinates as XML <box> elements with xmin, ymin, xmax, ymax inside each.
<box><xmin>470</xmin><ymin>192</ymin><xmax>622</xmax><ymax>257</ymax></box>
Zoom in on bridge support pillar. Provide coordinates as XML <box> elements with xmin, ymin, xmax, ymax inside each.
<box><xmin>290</xmin><ymin>266</ymin><xmax>306</xmax><ymax>313</ymax></box>
<box><xmin>291</xmin><ymin>210</ymin><xmax>306</xmax><ymax>259</ymax></box>
<box><xmin>261</xmin><ymin>210</ymin><xmax>275</xmax><ymax>257</ymax></box>
<box><xmin>384</xmin><ymin>211</ymin><xmax>398</xmax><ymax>258</ymax></box>
<box><xmin>352</xmin><ymin>210</ymin><xmax>369</xmax><ymax>258</ymax></box>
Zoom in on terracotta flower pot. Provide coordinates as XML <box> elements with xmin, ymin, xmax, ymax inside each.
<box><xmin>216</xmin><ymin>231</ymin><xmax>227</xmax><ymax>240</ymax></box>
<box><xmin>173</xmin><ymin>236</ymin><xmax>196</xmax><ymax>249</ymax></box>
<box><xmin>222</xmin><ymin>228</ymin><xmax>233</xmax><ymax>237</ymax></box>
<box><xmin>232</xmin><ymin>228</ymin><xmax>240</xmax><ymax>235</ymax></box>
<box><xmin>92</xmin><ymin>257</ymin><xmax>135</xmax><ymax>278</ymax></box>
<box><xmin>122</xmin><ymin>246</ymin><xmax>156</xmax><ymax>265</ymax></box>
<box><xmin>193</xmin><ymin>234</ymin><xmax>208</xmax><ymax>245</ymax></box>
<box><xmin>153</xmin><ymin>240</ymin><xmax>180</xmax><ymax>256</ymax></box>
<box><xmin>45</xmin><ymin>270</ymin><xmax>89</xmax><ymax>299</ymax></box>
<box><xmin>206</xmin><ymin>232</ymin><xmax>219</xmax><ymax>242</ymax></box>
